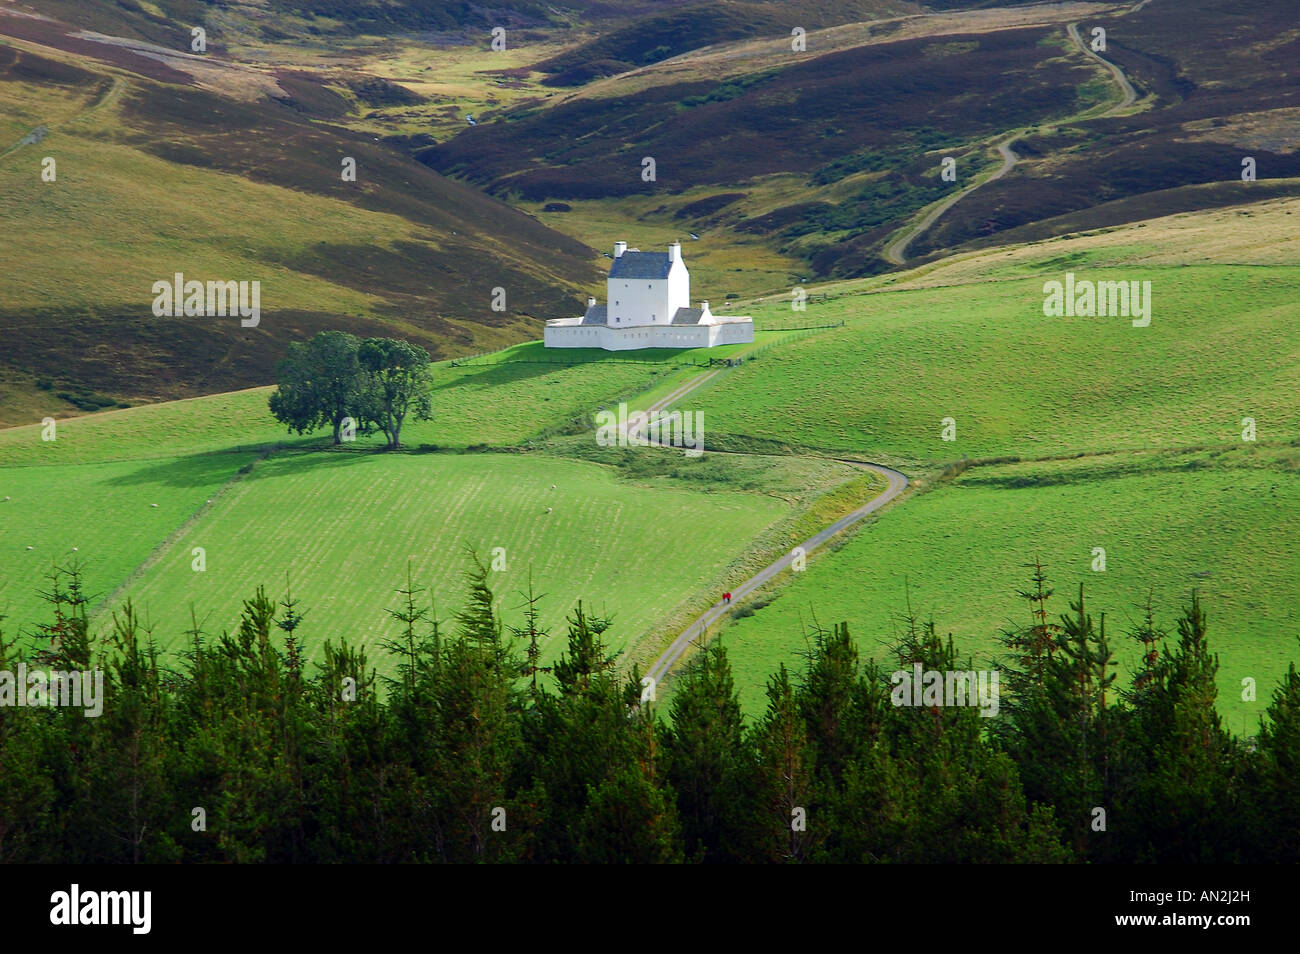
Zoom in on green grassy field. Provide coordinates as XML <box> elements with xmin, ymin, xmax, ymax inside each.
<box><xmin>80</xmin><ymin>451</ymin><xmax>794</xmax><ymax>671</ymax></box>
<box><xmin>0</xmin><ymin>336</ymin><xmax>877</xmax><ymax>679</ymax></box>
<box><xmin>3</xmin><ymin>189</ymin><xmax>1296</xmax><ymax>728</ymax></box>
<box><xmin>0</xmin><ymin>341</ymin><xmax>713</xmax><ymax>465</ymax></box>
<box><xmin>0</xmin><ymin>433</ymin><xmax>872</xmax><ymax>681</ymax></box>
<box><xmin>0</xmin><ymin>453</ymin><xmax>257</xmax><ymax>638</ymax></box>
<box><xmin>693</xmin><ymin>263</ymin><xmax>1300</xmax><ymax>465</ymax></box>
<box><xmin>644</xmin><ymin>208</ymin><xmax>1300</xmax><ymax>723</ymax></box>
<box><xmin>0</xmin><ymin>343</ymin><xmax>692</xmax><ymax>644</ymax></box>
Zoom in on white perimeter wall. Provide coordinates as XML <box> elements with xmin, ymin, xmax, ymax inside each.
<box><xmin>544</xmin><ymin>320</ymin><xmax>753</xmax><ymax>351</ymax></box>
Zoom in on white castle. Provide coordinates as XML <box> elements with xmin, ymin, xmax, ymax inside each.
<box><xmin>544</xmin><ymin>241</ymin><xmax>754</xmax><ymax>350</ymax></box>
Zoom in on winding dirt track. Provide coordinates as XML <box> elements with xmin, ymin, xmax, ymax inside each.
<box><xmin>1067</xmin><ymin>20</ymin><xmax>1137</xmax><ymax>109</ymax></box>
<box><xmin>638</xmin><ymin>0</ymin><xmax>1161</xmax><ymax>670</ymax></box>
<box><xmin>882</xmin><ymin>3</ymin><xmax>1149</xmax><ymax>265</ymax></box>
<box><xmin>882</xmin><ymin>137</ymin><xmax>1020</xmax><ymax>265</ymax></box>
<box><xmin>625</xmin><ymin>363</ymin><xmax>909</xmax><ymax>687</ymax></box>
<box><xmin>0</xmin><ymin>74</ymin><xmax>122</xmax><ymax>161</ymax></box>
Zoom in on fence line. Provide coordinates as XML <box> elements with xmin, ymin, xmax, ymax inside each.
<box><xmin>449</xmin><ymin>341</ymin><xmax>518</xmax><ymax>367</ymax></box>
<box><xmin>742</xmin><ymin>322</ymin><xmax>841</xmax><ymax>359</ymax></box>
<box><xmin>454</xmin><ymin>354</ymin><xmax>705</xmax><ymax>368</ymax></box>
<box><xmin>758</xmin><ymin>319</ymin><xmax>846</xmax><ymax>332</ymax></box>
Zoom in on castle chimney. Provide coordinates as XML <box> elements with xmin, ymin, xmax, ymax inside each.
<box><xmin>613</xmin><ymin>241</ymin><xmax>627</xmax><ymax>258</ymax></box>
<box><xmin>668</xmin><ymin>241</ymin><xmax>681</xmax><ymax>262</ymax></box>
<box><xmin>700</xmin><ymin>300</ymin><xmax>709</xmax><ymax>313</ymax></box>
<box><xmin>587</xmin><ymin>296</ymin><xmax>597</xmax><ymax>308</ymax></box>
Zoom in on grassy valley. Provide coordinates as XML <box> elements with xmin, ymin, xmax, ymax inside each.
<box><xmin>413</xmin><ymin>0</ymin><xmax>1300</xmax><ymax>283</ymax></box>
<box><xmin>2</xmin><ymin>194</ymin><xmax>1293</xmax><ymax>728</ymax></box>
<box><xmin>6</xmin><ymin>0</ymin><xmax>1296</xmax><ymax>421</ymax></box>
<box><xmin>1</xmin><ymin>0</ymin><xmax>1297</xmax><ymax>872</ymax></box>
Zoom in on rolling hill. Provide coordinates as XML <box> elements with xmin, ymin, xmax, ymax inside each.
<box><xmin>8</xmin><ymin>0</ymin><xmax>1296</xmax><ymax>427</ymax></box>
<box><xmin>0</xmin><ymin>9</ymin><xmax>601</xmax><ymax>424</ymax></box>
<box><xmin>414</xmin><ymin>0</ymin><xmax>1300</xmax><ymax>281</ymax></box>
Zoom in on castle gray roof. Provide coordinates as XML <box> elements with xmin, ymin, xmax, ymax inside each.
<box><xmin>608</xmin><ymin>251</ymin><xmax>672</xmax><ymax>280</ymax></box>
<box><xmin>581</xmin><ymin>304</ymin><xmax>608</xmax><ymax>325</ymax></box>
<box><xmin>671</xmin><ymin>307</ymin><xmax>705</xmax><ymax>325</ymax></box>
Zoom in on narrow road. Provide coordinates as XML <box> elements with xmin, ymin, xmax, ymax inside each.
<box><xmin>646</xmin><ymin>1</ymin><xmax>1156</xmax><ymax>667</ymax></box>
<box><xmin>0</xmin><ymin>74</ymin><xmax>123</xmax><ymax>162</ymax></box>
<box><xmin>1067</xmin><ymin>21</ymin><xmax>1136</xmax><ymax>111</ymax></box>
<box><xmin>882</xmin><ymin>137</ymin><xmax>1019</xmax><ymax>265</ymax></box>
<box><xmin>882</xmin><ymin>8</ymin><xmax>1148</xmax><ymax>265</ymax></box>
<box><xmin>645</xmin><ymin>459</ymin><xmax>906</xmax><ymax>687</ymax></box>
<box><xmin>619</xmin><ymin>359</ymin><xmax>910</xmax><ymax>687</ymax></box>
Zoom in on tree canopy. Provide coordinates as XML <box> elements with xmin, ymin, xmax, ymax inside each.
<box><xmin>268</xmin><ymin>332</ymin><xmax>432</xmax><ymax>448</ymax></box>
<box><xmin>1</xmin><ymin>561</ymin><xmax>1290</xmax><ymax>864</ymax></box>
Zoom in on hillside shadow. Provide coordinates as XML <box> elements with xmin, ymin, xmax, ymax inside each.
<box><xmin>433</xmin><ymin>361</ymin><xmax>571</xmax><ymax>394</ymax></box>
<box><xmin>104</xmin><ymin>447</ymin><xmax>378</xmax><ymax>490</ymax></box>
<box><xmin>436</xmin><ymin>352</ymin><xmax>685</xmax><ymax>396</ymax></box>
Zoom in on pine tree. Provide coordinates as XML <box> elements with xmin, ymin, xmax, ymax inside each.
<box><xmin>996</xmin><ymin>577</ymin><xmax>1116</xmax><ymax>860</ymax></box>
<box><xmin>664</xmin><ymin>641</ymin><xmax>751</xmax><ymax>862</ymax></box>
<box><xmin>427</xmin><ymin>559</ymin><xmax>522</xmax><ymax>862</ymax></box>
<box><xmin>276</xmin><ymin>573</ymin><xmax>306</xmax><ymax>692</ymax></box>
<box><xmin>88</xmin><ymin>601</ymin><xmax>175</xmax><ymax>862</ymax></box>
<box><xmin>175</xmin><ymin>586</ymin><xmax>310</xmax><ymax>862</ymax></box>
<box><xmin>509</xmin><ymin>574</ymin><xmax>551</xmax><ymax>699</ymax></box>
<box><xmin>380</xmin><ymin>562</ymin><xmax>440</xmax><ymax>705</ymax></box>
<box><xmin>1007</xmin><ymin>558</ymin><xmax>1062</xmax><ymax>685</ymax></box>
<box><xmin>520</xmin><ymin>603</ymin><xmax>679</xmax><ymax>861</ymax></box>
<box><xmin>29</xmin><ymin>564</ymin><xmax>102</xmax><ymax>860</ymax></box>
<box><xmin>550</xmin><ymin>600</ymin><xmax>616</xmax><ymax>694</ymax></box>
<box><xmin>885</xmin><ymin>598</ymin><xmax>1069</xmax><ymax>863</ymax></box>
<box><xmin>797</xmin><ymin>620</ymin><xmax>870</xmax><ymax>786</ymax></box>
<box><xmin>1050</xmin><ymin>586</ymin><xmax>1116</xmax><ymax>857</ymax></box>
<box><xmin>0</xmin><ymin>620</ymin><xmax>57</xmax><ymax>861</ymax></box>
<box><xmin>1252</xmin><ymin>651</ymin><xmax>1300</xmax><ymax>861</ymax></box>
<box><xmin>575</xmin><ymin>694</ymin><xmax>682</xmax><ymax>863</ymax></box>
<box><xmin>749</xmin><ymin>664</ymin><xmax>818</xmax><ymax>862</ymax></box>
<box><xmin>305</xmin><ymin>636</ymin><xmax>384</xmax><ymax>860</ymax></box>
<box><xmin>1123</xmin><ymin>593</ymin><xmax>1239</xmax><ymax>861</ymax></box>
